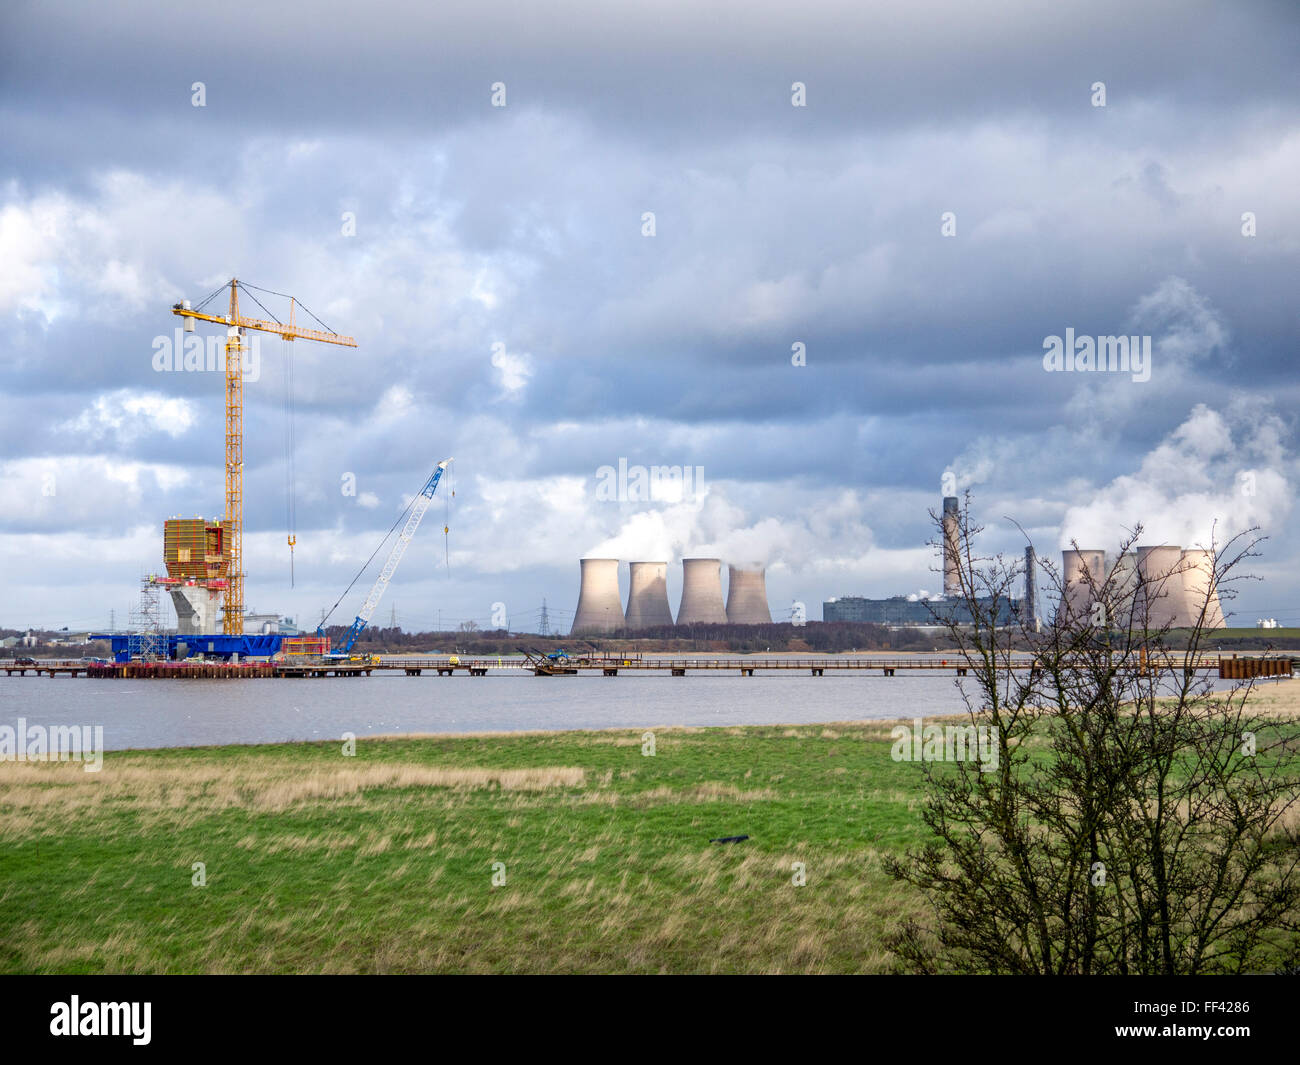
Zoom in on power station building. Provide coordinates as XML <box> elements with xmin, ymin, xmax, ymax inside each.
<box><xmin>822</xmin><ymin>595</ymin><xmax>1019</xmax><ymax>626</ymax></box>
<box><xmin>571</xmin><ymin>494</ymin><xmax>1229</xmax><ymax>636</ymax></box>
<box><xmin>820</xmin><ymin>494</ymin><xmax>1025</xmax><ymax>627</ymax></box>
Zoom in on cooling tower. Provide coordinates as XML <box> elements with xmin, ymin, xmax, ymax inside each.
<box><xmin>1180</xmin><ymin>549</ymin><xmax>1226</xmax><ymax>629</ymax></box>
<box><xmin>677</xmin><ymin>558</ymin><xmax>728</xmax><ymax>625</ymax></box>
<box><xmin>726</xmin><ymin>564</ymin><xmax>773</xmax><ymax>625</ymax></box>
<box><xmin>625</xmin><ymin>561</ymin><xmax>674</xmax><ymax>629</ymax></box>
<box><xmin>1106</xmin><ymin>551</ymin><xmax>1140</xmax><ymax>631</ymax></box>
<box><xmin>942</xmin><ymin>496</ymin><xmax>960</xmax><ymax>597</ymax></box>
<box><xmin>1135</xmin><ymin>545</ymin><xmax>1195</xmax><ymax>629</ymax></box>
<box><xmin>571</xmin><ymin>558</ymin><xmax>625</xmax><ymax>634</ymax></box>
<box><xmin>1060</xmin><ymin>549</ymin><xmax>1106</xmax><ymax>621</ymax></box>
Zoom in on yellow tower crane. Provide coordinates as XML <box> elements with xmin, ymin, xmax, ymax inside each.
<box><xmin>172</xmin><ymin>279</ymin><xmax>356</xmax><ymax>635</ymax></box>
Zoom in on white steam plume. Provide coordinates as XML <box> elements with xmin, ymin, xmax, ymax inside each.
<box><xmin>1059</xmin><ymin>403</ymin><xmax>1291</xmax><ymax>551</ymax></box>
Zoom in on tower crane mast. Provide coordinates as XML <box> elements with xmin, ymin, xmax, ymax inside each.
<box><xmin>171</xmin><ymin>279</ymin><xmax>356</xmax><ymax>634</ymax></box>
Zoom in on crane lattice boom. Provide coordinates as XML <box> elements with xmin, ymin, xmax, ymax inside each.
<box><xmin>334</xmin><ymin>459</ymin><xmax>451</xmax><ymax>655</ymax></box>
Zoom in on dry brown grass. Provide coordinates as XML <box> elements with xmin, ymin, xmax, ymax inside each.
<box><xmin>1218</xmin><ymin>679</ymin><xmax>1300</xmax><ymax>720</ymax></box>
<box><xmin>0</xmin><ymin>760</ymin><xmax>585</xmax><ymax>839</ymax></box>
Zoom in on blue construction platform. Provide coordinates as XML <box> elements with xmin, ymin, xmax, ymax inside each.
<box><xmin>92</xmin><ymin>633</ymin><xmax>284</xmax><ymax>662</ymax></box>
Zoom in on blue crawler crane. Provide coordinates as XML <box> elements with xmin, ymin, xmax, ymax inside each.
<box><xmin>318</xmin><ymin>459</ymin><xmax>451</xmax><ymax>657</ymax></box>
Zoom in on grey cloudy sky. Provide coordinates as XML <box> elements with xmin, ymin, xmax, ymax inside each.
<box><xmin>2</xmin><ymin>0</ymin><xmax>1297</xmax><ymax>633</ymax></box>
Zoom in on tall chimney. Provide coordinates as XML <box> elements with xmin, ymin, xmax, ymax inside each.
<box><xmin>1179</xmin><ymin>549</ymin><xmax>1226</xmax><ymax>629</ymax></box>
<box><xmin>725</xmin><ymin>564</ymin><xmax>772</xmax><ymax>625</ymax></box>
<box><xmin>942</xmin><ymin>496</ymin><xmax>960</xmax><ymax>598</ymax></box>
<box><xmin>1134</xmin><ymin>545</ymin><xmax>1192</xmax><ymax>630</ymax></box>
<box><xmin>1060</xmin><ymin>548</ymin><xmax>1106</xmax><ymax>622</ymax></box>
<box><xmin>1023</xmin><ymin>546</ymin><xmax>1038</xmax><ymax>629</ymax></box>
<box><xmin>571</xmin><ymin>558</ymin><xmax>624</xmax><ymax>634</ymax></box>
<box><xmin>677</xmin><ymin>558</ymin><xmax>728</xmax><ymax>625</ymax></box>
<box><xmin>625</xmin><ymin>561</ymin><xmax>674</xmax><ymax>629</ymax></box>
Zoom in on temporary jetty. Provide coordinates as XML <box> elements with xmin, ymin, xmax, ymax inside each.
<box><xmin>4</xmin><ymin>654</ymin><xmax>1289</xmax><ymax>681</ymax></box>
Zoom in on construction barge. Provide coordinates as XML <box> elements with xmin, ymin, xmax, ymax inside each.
<box><xmin>2</xmin><ymin>653</ymin><xmax>1292</xmax><ymax>681</ymax></box>
<box><xmin>3</xmin><ymin>660</ymin><xmax>376</xmax><ymax>679</ymax></box>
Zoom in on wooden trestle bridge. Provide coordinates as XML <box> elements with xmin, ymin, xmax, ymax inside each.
<box><xmin>5</xmin><ymin>652</ymin><xmax>1289</xmax><ymax>681</ymax></box>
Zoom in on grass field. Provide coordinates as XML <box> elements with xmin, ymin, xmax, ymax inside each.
<box><xmin>0</xmin><ymin>720</ymin><xmax>941</xmax><ymax>973</ymax></box>
<box><xmin>3</xmin><ymin>680</ymin><xmax>1299</xmax><ymax>974</ymax></box>
<box><xmin>1204</xmin><ymin>628</ymin><xmax>1300</xmax><ymax>641</ymax></box>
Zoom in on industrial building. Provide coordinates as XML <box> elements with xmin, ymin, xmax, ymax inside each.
<box><xmin>820</xmin><ymin>487</ymin><xmax>1227</xmax><ymax>633</ymax></box>
<box><xmin>565</xmin><ymin>499</ymin><xmax>1230</xmax><ymax>638</ymax></box>
<box><xmin>822</xmin><ymin>595</ymin><xmax>1019</xmax><ymax>627</ymax></box>
<box><xmin>821</xmin><ymin>493</ymin><xmax>1024</xmax><ymax>628</ymax></box>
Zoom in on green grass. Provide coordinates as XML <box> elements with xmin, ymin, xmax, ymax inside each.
<box><xmin>1204</xmin><ymin>628</ymin><xmax>1300</xmax><ymax>641</ymax></box>
<box><xmin>8</xmin><ymin>705</ymin><xmax>1297</xmax><ymax>974</ymax></box>
<box><xmin>0</xmin><ymin>723</ymin><xmax>937</xmax><ymax>974</ymax></box>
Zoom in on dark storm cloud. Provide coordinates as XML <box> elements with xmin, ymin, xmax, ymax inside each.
<box><xmin>2</xmin><ymin>0</ymin><xmax>1298</xmax><ymax>626</ymax></box>
<box><xmin>3</xmin><ymin>0</ymin><xmax>1296</xmax><ymax>147</ymax></box>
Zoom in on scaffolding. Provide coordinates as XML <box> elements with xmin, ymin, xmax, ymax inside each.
<box><xmin>127</xmin><ymin>577</ymin><xmax>167</xmax><ymax>660</ymax></box>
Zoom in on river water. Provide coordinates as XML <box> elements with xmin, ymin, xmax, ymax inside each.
<box><xmin>1</xmin><ymin>667</ymin><xmax>968</xmax><ymax>751</ymax></box>
<box><xmin>0</xmin><ymin>656</ymin><xmax>1260</xmax><ymax>751</ymax></box>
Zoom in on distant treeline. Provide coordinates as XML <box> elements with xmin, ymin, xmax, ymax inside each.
<box><xmin>4</xmin><ymin>625</ymin><xmax>1296</xmax><ymax>661</ymax></box>
<box><xmin>332</xmin><ymin>621</ymin><xmax>952</xmax><ymax>655</ymax></box>
<box><xmin>326</xmin><ymin>622</ymin><xmax>1300</xmax><ymax>656</ymax></box>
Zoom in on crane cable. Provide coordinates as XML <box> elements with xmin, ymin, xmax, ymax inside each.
<box><xmin>191</xmin><ymin>280</ymin><xmax>231</xmax><ymax>313</ymax></box>
<box><xmin>191</xmin><ymin>280</ymin><xmax>343</xmax><ymax>340</ymax></box>
<box><xmin>444</xmin><ymin>461</ymin><xmax>454</xmax><ymax>575</ymax></box>
<box><xmin>319</xmin><ymin>490</ymin><xmax>421</xmax><ymax>630</ymax></box>
<box><xmin>240</xmin><ymin>281</ymin><xmax>341</xmax><ymax>335</ymax></box>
